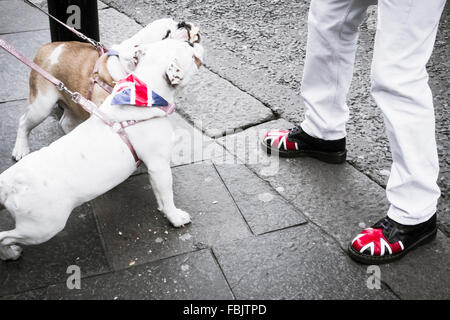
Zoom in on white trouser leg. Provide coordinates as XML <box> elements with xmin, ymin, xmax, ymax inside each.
<box><xmin>300</xmin><ymin>0</ymin><xmax>376</xmax><ymax>140</ymax></box>
<box><xmin>371</xmin><ymin>0</ymin><xmax>446</xmax><ymax>225</ymax></box>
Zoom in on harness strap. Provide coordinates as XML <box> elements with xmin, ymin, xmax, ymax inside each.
<box><xmin>71</xmin><ymin>93</ymin><xmax>141</xmax><ymax>164</ymax></box>
<box><xmin>87</xmin><ymin>52</ymin><xmax>114</xmax><ymax>100</ymax></box>
<box><xmin>0</xmin><ymin>38</ymin><xmax>141</xmax><ymax>166</ymax></box>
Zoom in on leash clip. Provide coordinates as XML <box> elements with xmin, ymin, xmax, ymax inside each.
<box><xmin>56</xmin><ymin>82</ymin><xmax>65</xmax><ymax>91</ymax></box>
<box><xmin>70</xmin><ymin>91</ymin><xmax>81</xmax><ymax>103</ymax></box>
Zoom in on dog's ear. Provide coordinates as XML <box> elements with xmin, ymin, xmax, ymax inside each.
<box><xmin>192</xmin><ymin>43</ymin><xmax>204</xmax><ymax>69</ymax></box>
<box><xmin>120</xmin><ymin>45</ymin><xmax>146</xmax><ymax>73</ymax></box>
<box><xmin>166</xmin><ymin>59</ymin><xmax>184</xmax><ymax>86</ymax></box>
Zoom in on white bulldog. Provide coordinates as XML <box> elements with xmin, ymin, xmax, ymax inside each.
<box><xmin>12</xmin><ymin>18</ymin><xmax>199</xmax><ymax>161</ymax></box>
<box><xmin>0</xmin><ymin>39</ymin><xmax>204</xmax><ymax>261</ymax></box>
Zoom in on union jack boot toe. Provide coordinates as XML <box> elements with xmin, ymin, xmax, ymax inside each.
<box><xmin>348</xmin><ymin>214</ymin><xmax>437</xmax><ymax>264</ymax></box>
<box><xmin>261</xmin><ymin>125</ymin><xmax>347</xmax><ymax>164</ymax></box>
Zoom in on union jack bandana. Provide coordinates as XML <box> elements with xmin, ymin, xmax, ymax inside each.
<box><xmin>111</xmin><ymin>74</ymin><xmax>174</xmax><ymax>112</ymax></box>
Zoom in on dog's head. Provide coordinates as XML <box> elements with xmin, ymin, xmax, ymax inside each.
<box><xmin>127</xmin><ymin>39</ymin><xmax>204</xmax><ymax>89</ymax></box>
<box><xmin>115</xmin><ymin>18</ymin><xmax>202</xmax><ymax>75</ymax></box>
<box><xmin>117</xmin><ymin>18</ymin><xmax>201</xmax><ymax>50</ymax></box>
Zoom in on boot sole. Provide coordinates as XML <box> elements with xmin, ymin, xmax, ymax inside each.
<box><xmin>347</xmin><ymin>228</ymin><xmax>438</xmax><ymax>265</ymax></box>
<box><xmin>261</xmin><ymin>140</ymin><xmax>347</xmax><ymax>164</ymax></box>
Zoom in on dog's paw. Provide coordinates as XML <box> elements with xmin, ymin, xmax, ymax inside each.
<box><xmin>167</xmin><ymin>209</ymin><xmax>191</xmax><ymax>228</ymax></box>
<box><xmin>12</xmin><ymin>143</ymin><xmax>30</xmax><ymax>161</ymax></box>
<box><xmin>0</xmin><ymin>245</ymin><xmax>23</xmax><ymax>261</ymax></box>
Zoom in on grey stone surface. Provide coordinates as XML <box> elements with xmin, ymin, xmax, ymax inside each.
<box><xmin>215</xmin><ymin>163</ymin><xmax>306</xmax><ymax>235</ymax></box>
<box><xmin>255</xmin><ymin>158</ymin><xmax>390</xmax><ymax>249</ymax></box>
<box><xmin>170</xmin><ymin>112</ymin><xmax>226</xmax><ymax>167</ymax></box>
<box><xmin>217</xmin><ymin>118</ymin><xmax>294</xmax><ymax>165</ymax></box>
<box><xmin>101</xmin><ymin>0</ymin><xmax>450</xmax><ymax>237</ymax></box>
<box><xmin>99</xmin><ymin>7</ymin><xmax>142</xmax><ymax>46</ymax></box>
<box><xmin>98</xmin><ymin>1</ymin><xmax>109</xmax><ymax>10</ymax></box>
<box><xmin>213</xmin><ymin>224</ymin><xmax>396</xmax><ymax>300</ymax></box>
<box><xmin>3</xmin><ymin>250</ymin><xmax>234</xmax><ymax>300</ymax></box>
<box><xmin>175</xmin><ymin>68</ymin><xmax>275</xmax><ymax>138</ymax></box>
<box><xmin>30</xmin><ymin>1</ymin><xmax>109</xmax><ymax>13</ymax></box>
<box><xmin>130</xmin><ymin>112</ymin><xmax>226</xmax><ymax>176</ymax></box>
<box><xmin>0</xmin><ymin>0</ymin><xmax>49</xmax><ymax>34</ymax></box>
<box><xmin>218</xmin><ymin>119</ymin><xmax>390</xmax><ymax>248</ymax></box>
<box><xmin>92</xmin><ymin>162</ymin><xmax>251</xmax><ymax>270</ymax></box>
<box><xmin>0</xmin><ymin>30</ymin><xmax>50</xmax><ymax>102</ymax></box>
<box><xmin>0</xmin><ymin>99</ymin><xmax>64</xmax><ymax>173</ymax></box>
<box><xmin>0</xmin><ymin>203</ymin><xmax>110</xmax><ymax>297</ymax></box>
<box><xmin>378</xmin><ymin>231</ymin><xmax>450</xmax><ymax>300</ymax></box>
<box><xmin>1</xmin><ymin>287</ymin><xmax>48</xmax><ymax>300</ymax></box>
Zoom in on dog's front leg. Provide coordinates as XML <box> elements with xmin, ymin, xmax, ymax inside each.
<box><xmin>147</xmin><ymin>162</ymin><xmax>191</xmax><ymax>227</ymax></box>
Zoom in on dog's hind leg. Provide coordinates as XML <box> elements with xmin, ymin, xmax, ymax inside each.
<box><xmin>0</xmin><ymin>212</ymin><xmax>68</xmax><ymax>261</ymax></box>
<box><xmin>59</xmin><ymin>108</ymin><xmax>83</xmax><ymax>134</ymax></box>
<box><xmin>12</xmin><ymin>86</ymin><xmax>59</xmax><ymax>161</ymax></box>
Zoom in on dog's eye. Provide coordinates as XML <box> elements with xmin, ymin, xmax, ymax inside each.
<box><xmin>162</xmin><ymin>29</ymin><xmax>171</xmax><ymax>40</ymax></box>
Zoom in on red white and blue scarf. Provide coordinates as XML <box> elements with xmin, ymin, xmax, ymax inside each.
<box><xmin>111</xmin><ymin>74</ymin><xmax>171</xmax><ymax>108</ymax></box>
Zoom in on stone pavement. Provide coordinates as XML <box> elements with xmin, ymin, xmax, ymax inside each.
<box><xmin>0</xmin><ymin>0</ymin><xmax>448</xmax><ymax>300</ymax></box>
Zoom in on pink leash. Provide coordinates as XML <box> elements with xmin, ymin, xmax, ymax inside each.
<box><xmin>0</xmin><ymin>38</ymin><xmax>143</xmax><ymax>166</ymax></box>
<box><xmin>23</xmin><ymin>0</ymin><xmax>106</xmax><ymax>51</ymax></box>
<box><xmin>22</xmin><ymin>0</ymin><xmax>114</xmax><ymax>98</ymax></box>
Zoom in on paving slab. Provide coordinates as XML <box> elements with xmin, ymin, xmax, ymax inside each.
<box><xmin>0</xmin><ymin>99</ymin><xmax>64</xmax><ymax>173</ymax></box>
<box><xmin>214</xmin><ymin>163</ymin><xmax>306</xmax><ymax>235</ymax></box>
<box><xmin>0</xmin><ymin>203</ymin><xmax>110</xmax><ymax>297</ymax></box>
<box><xmin>0</xmin><ymin>30</ymin><xmax>50</xmax><ymax>102</ymax></box>
<box><xmin>213</xmin><ymin>224</ymin><xmax>396</xmax><ymax>300</ymax></box>
<box><xmin>98</xmin><ymin>1</ymin><xmax>109</xmax><ymax>10</ymax></box>
<box><xmin>0</xmin><ymin>0</ymin><xmax>49</xmax><ymax>34</ymax></box>
<box><xmin>175</xmin><ymin>68</ymin><xmax>275</xmax><ymax>138</ymax></box>
<box><xmin>3</xmin><ymin>249</ymin><xmax>233</xmax><ymax>300</ymax></box>
<box><xmin>92</xmin><ymin>162</ymin><xmax>251</xmax><ymax>270</ymax></box>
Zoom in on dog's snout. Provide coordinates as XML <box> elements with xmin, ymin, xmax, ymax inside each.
<box><xmin>176</xmin><ymin>21</ymin><xmax>200</xmax><ymax>45</ymax></box>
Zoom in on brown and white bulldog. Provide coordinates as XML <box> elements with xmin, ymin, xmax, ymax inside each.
<box><xmin>12</xmin><ymin>18</ymin><xmax>200</xmax><ymax>161</ymax></box>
